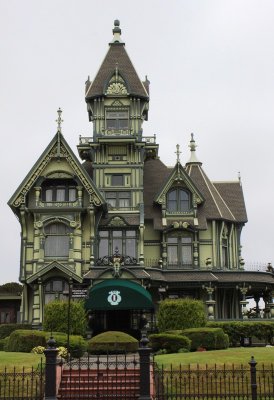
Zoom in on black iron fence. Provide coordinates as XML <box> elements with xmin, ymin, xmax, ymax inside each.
<box><xmin>0</xmin><ymin>363</ymin><xmax>44</xmax><ymax>400</ymax></box>
<box><xmin>153</xmin><ymin>358</ymin><xmax>274</xmax><ymax>400</ymax></box>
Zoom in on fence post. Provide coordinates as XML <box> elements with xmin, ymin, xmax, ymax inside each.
<box><xmin>44</xmin><ymin>336</ymin><xmax>59</xmax><ymax>400</ymax></box>
<box><xmin>138</xmin><ymin>332</ymin><xmax>152</xmax><ymax>400</ymax></box>
<box><xmin>249</xmin><ymin>356</ymin><xmax>257</xmax><ymax>400</ymax></box>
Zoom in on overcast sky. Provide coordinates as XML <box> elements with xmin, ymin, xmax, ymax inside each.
<box><xmin>0</xmin><ymin>0</ymin><xmax>273</xmax><ymax>285</ymax></box>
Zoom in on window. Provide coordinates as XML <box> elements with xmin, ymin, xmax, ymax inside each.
<box><xmin>111</xmin><ymin>175</ymin><xmax>124</xmax><ymax>186</ymax></box>
<box><xmin>106</xmin><ymin>111</ymin><xmax>129</xmax><ymax>130</ymax></box>
<box><xmin>167</xmin><ymin>235</ymin><xmax>192</xmax><ymax>267</ymax></box>
<box><xmin>41</xmin><ymin>179</ymin><xmax>77</xmax><ymax>202</ymax></box>
<box><xmin>98</xmin><ymin>230</ymin><xmax>136</xmax><ymax>258</ymax></box>
<box><xmin>167</xmin><ymin>189</ymin><xmax>191</xmax><ymax>212</ymax></box>
<box><xmin>105</xmin><ymin>192</ymin><xmax>130</xmax><ymax>208</ymax></box>
<box><xmin>222</xmin><ymin>239</ymin><xmax>228</xmax><ymax>268</ymax></box>
<box><xmin>44</xmin><ymin>279</ymin><xmax>69</xmax><ymax>304</ymax></box>
<box><xmin>44</xmin><ymin>223</ymin><xmax>71</xmax><ymax>258</ymax></box>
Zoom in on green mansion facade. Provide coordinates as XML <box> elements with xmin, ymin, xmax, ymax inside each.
<box><xmin>9</xmin><ymin>21</ymin><xmax>274</xmax><ymax>334</ymax></box>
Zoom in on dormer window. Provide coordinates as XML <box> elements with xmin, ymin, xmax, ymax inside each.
<box><xmin>167</xmin><ymin>188</ymin><xmax>191</xmax><ymax>212</ymax></box>
<box><xmin>106</xmin><ymin>111</ymin><xmax>129</xmax><ymax>130</ymax></box>
<box><xmin>41</xmin><ymin>179</ymin><xmax>77</xmax><ymax>202</ymax></box>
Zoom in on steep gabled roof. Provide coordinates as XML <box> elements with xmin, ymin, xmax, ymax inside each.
<box><xmin>85</xmin><ymin>22</ymin><xmax>148</xmax><ymax>100</ymax></box>
<box><xmin>154</xmin><ymin>161</ymin><xmax>204</xmax><ymax>206</ymax></box>
<box><xmin>8</xmin><ymin>131</ymin><xmax>105</xmax><ymax>214</ymax></box>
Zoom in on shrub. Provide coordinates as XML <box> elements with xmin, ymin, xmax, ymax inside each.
<box><xmin>207</xmin><ymin>321</ymin><xmax>274</xmax><ymax>346</ymax></box>
<box><xmin>0</xmin><ymin>337</ymin><xmax>9</xmax><ymax>351</ymax></box>
<box><xmin>149</xmin><ymin>333</ymin><xmax>191</xmax><ymax>353</ymax></box>
<box><xmin>52</xmin><ymin>332</ymin><xmax>87</xmax><ymax>358</ymax></box>
<box><xmin>43</xmin><ymin>300</ymin><xmax>87</xmax><ymax>336</ymax></box>
<box><xmin>182</xmin><ymin>327</ymin><xmax>229</xmax><ymax>351</ymax></box>
<box><xmin>157</xmin><ymin>299</ymin><xmax>207</xmax><ymax>332</ymax></box>
<box><xmin>0</xmin><ymin>324</ymin><xmax>32</xmax><ymax>339</ymax></box>
<box><xmin>31</xmin><ymin>345</ymin><xmax>68</xmax><ymax>358</ymax></box>
<box><xmin>87</xmin><ymin>331</ymin><xmax>138</xmax><ymax>354</ymax></box>
<box><xmin>6</xmin><ymin>330</ymin><xmax>46</xmax><ymax>352</ymax></box>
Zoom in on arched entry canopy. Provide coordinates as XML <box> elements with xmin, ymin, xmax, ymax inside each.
<box><xmin>85</xmin><ymin>279</ymin><xmax>154</xmax><ymax>311</ymax></box>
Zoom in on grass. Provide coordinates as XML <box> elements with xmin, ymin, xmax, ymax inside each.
<box><xmin>155</xmin><ymin>346</ymin><xmax>274</xmax><ymax>368</ymax></box>
<box><xmin>0</xmin><ymin>351</ymin><xmax>44</xmax><ymax>371</ymax></box>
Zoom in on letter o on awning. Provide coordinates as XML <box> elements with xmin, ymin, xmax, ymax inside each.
<box><xmin>85</xmin><ymin>279</ymin><xmax>154</xmax><ymax>310</ymax></box>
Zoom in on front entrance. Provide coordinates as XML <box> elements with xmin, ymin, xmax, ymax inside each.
<box><xmin>106</xmin><ymin>309</ymin><xmax>131</xmax><ymax>331</ymax></box>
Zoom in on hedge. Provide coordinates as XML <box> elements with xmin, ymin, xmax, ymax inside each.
<box><xmin>5</xmin><ymin>330</ymin><xmax>86</xmax><ymax>357</ymax></box>
<box><xmin>149</xmin><ymin>333</ymin><xmax>191</xmax><ymax>353</ymax></box>
<box><xmin>87</xmin><ymin>331</ymin><xmax>138</xmax><ymax>354</ymax></box>
<box><xmin>182</xmin><ymin>327</ymin><xmax>229</xmax><ymax>351</ymax></box>
<box><xmin>6</xmin><ymin>330</ymin><xmax>47</xmax><ymax>352</ymax></box>
<box><xmin>157</xmin><ymin>299</ymin><xmax>207</xmax><ymax>332</ymax></box>
<box><xmin>207</xmin><ymin>321</ymin><xmax>274</xmax><ymax>346</ymax></box>
<box><xmin>0</xmin><ymin>324</ymin><xmax>32</xmax><ymax>339</ymax></box>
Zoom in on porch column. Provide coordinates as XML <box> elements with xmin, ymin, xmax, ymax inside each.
<box><xmin>238</xmin><ymin>284</ymin><xmax>249</xmax><ymax>320</ymax></box>
<box><xmin>203</xmin><ymin>283</ymin><xmax>216</xmax><ymax>320</ymax></box>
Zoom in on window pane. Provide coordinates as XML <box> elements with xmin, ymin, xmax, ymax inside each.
<box><xmin>119</xmin><ymin>192</ymin><xmax>130</xmax><ymax>198</ymax></box>
<box><xmin>99</xmin><ymin>231</ymin><xmax>108</xmax><ymax>238</ymax></box>
<box><xmin>113</xmin><ymin>231</ymin><xmax>122</xmax><ymax>237</ymax></box>
<box><xmin>179</xmin><ymin>190</ymin><xmax>189</xmax><ymax>200</ymax></box>
<box><xmin>126</xmin><ymin>231</ymin><xmax>136</xmax><ymax>237</ymax></box>
<box><xmin>56</xmin><ymin>188</ymin><xmax>65</xmax><ymax>201</ymax></box>
<box><xmin>119</xmin><ymin>198</ymin><xmax>130</xmax><ymax>207</ymax></box>
<box><xmin>107</xmin><ymin>199</ymin><xmax>116</xmax><ymax>207</ymax></box>
<box><xmin>52</xmin><ymin>280</ymin><xmax>62</xmax><ymax>292</ymax></box>
<box><xmin>45</xmin><ymin>293</ymin><xmax>56</xmax><ymax>304</ymax></box>
<box><xmin>113</xmin><ymin>239</ymin><xmax>122</xmax><ymax>253</ymax></box>
<box><xmin>181</xmin><ymin>237</ymin><xmax>192</xmax><ymax>244</ymax></box>
<box><xmin>106</xmin><ymin>192</ymin><xmax>116</xmax><ymax>198</ymax></box>
<box><xmin>182</xmin><ymin>245</ymin><xmax>192</xmax><ymax>265</ymax></box>
<box><xmin>111</xmin><ymin>175</ymin><xmax>123</xmax><ymax>186</ymax></box>
<box><xmin>99</xmin><ymin>238</ymin><xmax>108</xmax><ymax>257</ymax></box>
<box><xmin>167</xmin><ymin>246</ymin><xmax>178</xmax><ymax>264</ymax></box>
<box><xmin>69</xmin><ymin>188</ymin><xmax>76</xmax><ymax>201</ymax></box>
<box><xmin>167</xmin><ymin>237</ymin><xmax>178</xmax><ymax>244</ymax></box>
<box><xmin>118</xmin><ymin>119</ymin><xmax>129</xmax><ymax>129</ymax></box>
<box><xmin>45</xmin><ymin>235</ymin><xmax>69</xmax><ymax>257</ymax></box>
<box><xmin>45</xmin><ymin>189</ymin><xmax>53</xmax><ymax>202</ymax></box>
<box><xmin>126</xmin><ymin>238</ymin><xmax>136</xmax><ymax>257</ymax></box>
<box><xmin>106</xmin><ymin>119</ymin><xmax>117</xmax><ymax>129</ymax></box>
<box><xmin>168</xmin><ymin>190</ymin><xmax>176</xmax><ymax>200</ymax></box>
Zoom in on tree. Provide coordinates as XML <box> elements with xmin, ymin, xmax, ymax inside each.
<box><xmin>157</xmin><ymin>298</ymin><xmax>207</xmax><ymax>332</ymax></box>
<box><xmin>0</xmin><ymin>282</ymin><xmax>23</xmax><ymax>294</ymax></box>
<box><xmin>43</xmin><ymin>300</ymin><xmax>86</xmax><ymax>336</ymax></box>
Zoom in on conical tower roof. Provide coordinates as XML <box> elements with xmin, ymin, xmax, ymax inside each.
<box><xmin>85</xmin><ymin>20</ymin><xmax>149</xmax><ymax>100</ymax></box>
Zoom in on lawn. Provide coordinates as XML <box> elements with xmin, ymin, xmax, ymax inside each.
<box><xmin>0</xmin><ymin>351</ymin><xmax>44</xmax><ymax>371</ymax></box>
<box><xmin>155</xmin><ymin>346</ymin><xmax>274</xmax><ymax>368</ymax></box>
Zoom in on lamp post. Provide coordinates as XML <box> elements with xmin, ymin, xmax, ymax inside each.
<box><xmin>63</xmin><ymin>278</ymin><xmax>73</xmax><ymax>357</ymax></box>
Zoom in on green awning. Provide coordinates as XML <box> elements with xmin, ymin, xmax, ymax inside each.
<box><xmin>85</xmin><ymin>279</ymin><xmax>154</xmax><ymax>310</ymax></box>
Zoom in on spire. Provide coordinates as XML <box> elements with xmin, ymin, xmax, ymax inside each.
<box><xmin>56</xmin><ymin>107</ymin><xmax>63</xmax><ymax>133</ymax></box>
<box><xmin>111</xmin><ymin>19</ymin><xmax>124</xmax><ymax>44</ymax></box>
<box><xmin>186</xmin><ymin>133</ymin><xmax>201</xmax><ymax>165</ymax></box>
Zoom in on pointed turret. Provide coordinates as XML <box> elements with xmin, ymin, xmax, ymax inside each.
<box><xmin>84</xmin><ymin>20</ymin><xmax>150</xmax><ymax>141</ymax></box>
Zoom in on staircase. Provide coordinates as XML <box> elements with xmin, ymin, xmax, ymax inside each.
<box><xmin>58</xmin><ymin>367</ymin><xmax>140</xmax><ymax>399</ymax></box>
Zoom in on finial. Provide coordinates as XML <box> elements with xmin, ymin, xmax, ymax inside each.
<box><xmin>112</xmin><ymin>19</ymin><xmax>122</xmax><ymax>42</ymax></box>
<box><xmin>56</xmin><ymin>108</ymin><xmax>63</xmax><ymax>133</ymax></box>
<box><xmin>238</xmin><ymin>171</ymin><xmax>241</xmax><ymax>184</ymax></box>
<box><xmin>189</xmin><ymin>133</ymin><xmax>197</xmax><ymax>152</ymax></box>
<box><xmin>186</xmin><ymin>133</ymin><xmax>201</xmax><ymax>165</ymax></box>
<box><xmin>175</xmin><ymin>144</ymin><xmax>181</xmax><ymax>163</ymax></box>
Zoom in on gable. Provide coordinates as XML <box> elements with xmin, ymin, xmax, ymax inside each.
<box><xmin>8</xmin><ymin>131</ymin><xmax>105</xmax><ymax>214</ymax></box>
<box><xmin>154</xmin><ymin>162</ymin><xmax>204</xmax><ymax>208</ymax></box>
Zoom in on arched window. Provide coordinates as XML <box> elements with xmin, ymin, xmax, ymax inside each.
<box><xmin>41</xmin><ymin>179</ymin><xmax>77</xmax><ymax>202</ymax></box>
<box><xmin>44</xmin><ymin>279</ymin><xmax>69</xmax><ymax>304</ymax></box>
<box><xmin>44</xmin><ymin>223</ymin><xmax>71</xmax><ymax>258</ymax></box>
<box><xmin>167</xmin><ymin>189</ymin><xmax>191</xmax><ymax>212</ymax></box>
